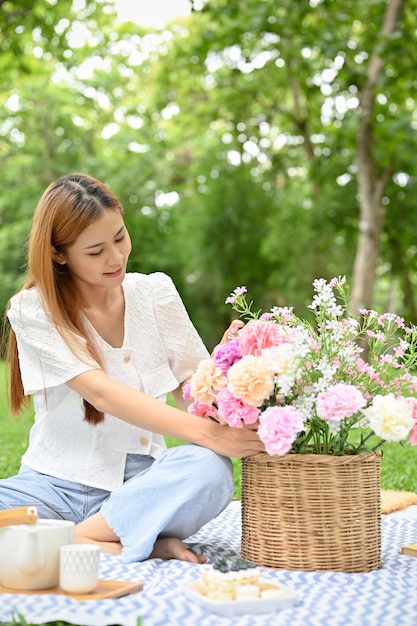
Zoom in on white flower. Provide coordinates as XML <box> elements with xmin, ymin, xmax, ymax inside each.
<box><xmin>275</xmin><ymin>373</ymin><xmax>297</xmax><ymax>396</ymax></box>
<box><xmin>361</xmin><ymin>394</ymin><xmax>413</xmax><ymax>442</ymax></box>
<box><xmin>261</xmin><ymin>344</ymin><xmax>298</xmax><ymax>377</ymax></box>
<box><xmin>309</xmin><ymin>278</ymin><xmax>343</xmax><ymax>317</ymax></box>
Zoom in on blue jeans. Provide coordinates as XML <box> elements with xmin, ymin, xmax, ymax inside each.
<box><xmin>0</xmin><ymin>445</ymin><xmax>234</xmax><ymax>562</ymax></box>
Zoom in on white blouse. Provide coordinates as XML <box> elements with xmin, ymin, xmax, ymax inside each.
<box><xmin>7</xmin><ymin>272</ymin><xmax>209</xmax><ymax>491</ymax></box>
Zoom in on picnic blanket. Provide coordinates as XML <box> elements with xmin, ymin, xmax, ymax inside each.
<box><xmin>1</xmin><ymin>500</ymin><xmax>417</xmax><ymax>626</ymax></box>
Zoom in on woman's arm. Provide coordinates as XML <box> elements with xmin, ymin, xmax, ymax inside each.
<box><xmin>67</xmin><ymin>369</ymin><xmax>264</xmax><ymax>458</ymax></box>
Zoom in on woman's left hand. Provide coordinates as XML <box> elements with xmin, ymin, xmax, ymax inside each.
<box><xmin>212</xmin><ymin>319</ymin><xmax>244</xmax><ymax>356</ymax></box>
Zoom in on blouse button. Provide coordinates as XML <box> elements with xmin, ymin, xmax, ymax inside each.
<box><xmin>123</xmin><ymin>354</ymin><xmax>131</xmax><ymax>363</ymax></box>
<box><xmin>140</xmin><ymin>437</ymin><xmax>149</xmax><ymax>446</ymax></box>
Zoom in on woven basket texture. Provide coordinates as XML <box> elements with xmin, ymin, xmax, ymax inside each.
<box><xmin>241</xmin><ymin>452</ymin><xmax>381</xmax><ymax>573</ymax></box>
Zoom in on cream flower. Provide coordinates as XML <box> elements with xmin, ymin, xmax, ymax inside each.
<box><xmin>227</xmin><ymin>355</ymin><xmax>275</xmax><ymax>407</ymax></box>
<box><xmin>261</xmin><ymin>344</ymin><xmax>298</xmax><ymax>376</ymax></box>
<box><xmin>362</xmin><ymin>393</ymin><xmax>413</xmax><ymax>442</ymax></box>
<box><xmin>190</xmin><ymin>359</ymin><xmax>227</xmax><ymax>404</ymax></box>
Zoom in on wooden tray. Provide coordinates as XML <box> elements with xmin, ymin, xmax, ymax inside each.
<box><xmin>0</xmin><ymin>579</ymin><xmax>143</xmax><ymax>601</ymax></box>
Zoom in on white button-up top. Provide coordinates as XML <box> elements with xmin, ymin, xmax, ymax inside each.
<box><xmin>7</xmin><ymin>272</ymin><xmax>209</xmax><ymax>491</ymax></box>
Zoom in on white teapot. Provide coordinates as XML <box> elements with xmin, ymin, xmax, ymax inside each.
<box><xmin>0</xmin><ymin>509</ymin><xmax>75</xmax><ymax>590</ymax></box>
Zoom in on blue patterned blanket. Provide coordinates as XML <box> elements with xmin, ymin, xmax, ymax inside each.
<box><xmin>2</xmin><ymin>500</ymin><xmax>417</xmax><ymax>626</ymax></box>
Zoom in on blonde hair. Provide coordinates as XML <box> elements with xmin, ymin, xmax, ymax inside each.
<box><xmin>6</xmin><ymin>173</ymin><xmax>124</xmax><ymax>424</ymax></box>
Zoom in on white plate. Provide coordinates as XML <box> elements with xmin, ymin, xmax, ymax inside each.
<box><xmin>180</xmin><ymin>580</ymin><xmax>298</xmax><ymax>617</ymax></box>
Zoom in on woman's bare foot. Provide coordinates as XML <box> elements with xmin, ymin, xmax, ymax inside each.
<box><xmin>150</xmin><ymin>537</ymin><xmax>206</xmax><ymax>563</ymax></box>
<box><xmin>74</xmin><ymin>513</ymin><xmax>205</xmax><ymax>562</ymax></box>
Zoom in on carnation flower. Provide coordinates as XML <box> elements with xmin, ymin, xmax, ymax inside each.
<box><xmin>238</xmin><ymin>320</ymin><xmax>282</xmax><ymax>356</ymax></box>
<box><xmin>406</xmin><ymin>397</ymin><xmax>417</xmax><ymax>445</ymax></box>
<box><xmin>182</xmin><ymin>380</ymin><xmax>192</xmax><ymax>401</ymax></box>
<box><xmin>257</xmin><ymin>406</ymin><xmax>305</xmax><ymax>455</ymax></box>
<box><xmin>361</xmin><ymin>394</ymin><xmax>413</xmax><ymax>442</ymax></box>
<box><xmin>227</xmin><ymin>355</ymin><xmax>275</xmax><ymax>407</ymax></box>
<box><xmin>216</xmin><ymin>387</ymin><xmax>259</xmax><ymax>427</ymax></box>
<box><xmin>261</xmin><ymin>344</ymin><xmax>298</xmax><ymax>377</ymax></box>
<box><xmin>212</xmin><ymin>339</ymin><xmax>242</xmax><ymax>373</ymax></box>
<box><xmin>316</xmin><ymin>383</ymin><xmax>366</xmax><ymax>421</ymax></box>
<box><xmin>188</xmin><ymin>400</ymin><xmax>220</xmax><ymax>421</ymax></box>
<box><xmin>190</xmin><ymin>359</ymin><xmax>226</xmax><ymax>404</ymax></box>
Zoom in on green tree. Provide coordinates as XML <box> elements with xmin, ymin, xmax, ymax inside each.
<box><xmin>1</xmin><ymin>0</ymin><xmax>417</xmax><ymax>350</ymax></box>
<box><xmin>147</xmin><ymin>0</ymin><xmax>417</xmax><ymax>335</ymax></box>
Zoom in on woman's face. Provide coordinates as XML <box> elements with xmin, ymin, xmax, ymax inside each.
<box><xmin>60</xmin><ymin>210</ymin><xmax>132</xmax><ymax>291</ymax></box>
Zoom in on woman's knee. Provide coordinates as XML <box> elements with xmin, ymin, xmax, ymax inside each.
<box><xmin>160</xmin><ymin>444</ymin><xmax>232</xmax><ymax>488</ymax></box>
<box><xmin>183</xmin><ymin>445</ymin><xmax>234</xmax><ymax>496</ymax></box>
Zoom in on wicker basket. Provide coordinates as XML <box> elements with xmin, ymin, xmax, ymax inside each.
<box><xmin>241</xmin><ymin>452</ymin><xmax>381</xmax><ymax>573</ymax></box>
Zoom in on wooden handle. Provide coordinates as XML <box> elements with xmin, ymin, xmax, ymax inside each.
<box><xmin>0</xmin><ymin>506</ymin><xmax>38</xmax><ymax>527</ymax></box>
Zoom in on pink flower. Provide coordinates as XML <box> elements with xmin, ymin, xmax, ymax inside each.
<box><xmin>316</xmin><ymin>383</ymin><xmax>366</xmax><ymax>421</ymax></box>
<box><xmin>405</xmin><ymin>397</ymin><xmax>417</xmax><ymax>445</ymax></box>
<box><xmin>182</xmin><ymin>381</ymin><xmax>192</xmax><ymax>401</ymax></box>
<box><xmin>257</xmin><ymin>406</ymin><xmax>305</xmax><ymax>456</ymax></box>
<box><xmin>406</xmin><ymin>396</ymin><xmax>417</xmax><ymax>420</ymax></box>
<box><xmin>225</xmin><ymin>285</ymin><xmax>247</xmax><ymax>304</ymax></box>
<box><xmin>238</xmin><ymin>320</ymin><xmax>281</xmax><ymax>356</ymax></box>
<box><xmin>329</xmin><ymin>275</ymin><xmax>346</xmax><ymax>287</ymax></box>
<box><xmin>410</xmin><ymin>424</ymin><xmax>417</xmax><ymax>445</ymax></box>
<box><xmin>212</xmin><ymin>339</ymin><xmax>242</xmax><ymax>373</ymax></box>
<box><xmin>227</xmin><ymin>355</ymin><xmax>275</xmax><ymax>406</ymax></box>
<box><xmin>188</xmin><ymin>400</ymin><xmax>219</xmax><ymax>421</ymax></box>
<box><xmin>216</xmin><ymin>387</ymin><xmax>259</xmax><ymax>427</ymax></box>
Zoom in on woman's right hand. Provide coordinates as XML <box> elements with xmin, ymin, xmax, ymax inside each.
<box><xmin>200</xmin><ymin>419</ymin><xmax>265</xmax><ymax>458</ymax></box>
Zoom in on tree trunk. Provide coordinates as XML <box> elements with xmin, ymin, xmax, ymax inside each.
<box><xmin>350</xmin><ymin>0</ymin><xmax>405</xmax><ymax>315</ymax></box>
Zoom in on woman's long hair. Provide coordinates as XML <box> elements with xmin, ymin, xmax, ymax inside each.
<box><xmin>6</xmin><ymin>173</ymin><xmax>124</xmax><ymax>425</ymax></box>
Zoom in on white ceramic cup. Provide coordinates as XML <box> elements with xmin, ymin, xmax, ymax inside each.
<box><xmin>59</xmin><ymin>544</ymin><xmax>100</xmax><ymax>594</ymax></box>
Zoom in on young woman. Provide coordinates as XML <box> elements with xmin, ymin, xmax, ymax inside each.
<box><xmin>1</xmin><ymin>173</ymin><xmax>264</xmax><ymax>563</ymax></box>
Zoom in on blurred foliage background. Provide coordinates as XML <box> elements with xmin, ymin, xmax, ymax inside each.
<box><xmin>1</xmin><ymin>0</ymin><xmax>417</xmax><ymax>350</ymax></box>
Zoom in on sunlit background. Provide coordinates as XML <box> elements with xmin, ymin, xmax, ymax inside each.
<box><xmin>114</xmin><ymin>0</ymin><xmax>196</xmax><ymax>27</ymax></box>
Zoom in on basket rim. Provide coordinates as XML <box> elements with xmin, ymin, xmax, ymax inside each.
<box><xmin>244</xmin><ymin>451</ymin><xmax>382</xmax><ymax>466</ymax></box>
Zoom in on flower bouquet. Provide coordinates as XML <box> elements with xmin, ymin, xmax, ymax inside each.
<box><xmin>185</xmin><ymin>276</ymin><xmax>417</xmax><ymax>457</ymax></box>
<box><xmin>184</xmin><ymin>277</ymin><xmax>417</xmax><ymax>572</ymax></box>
